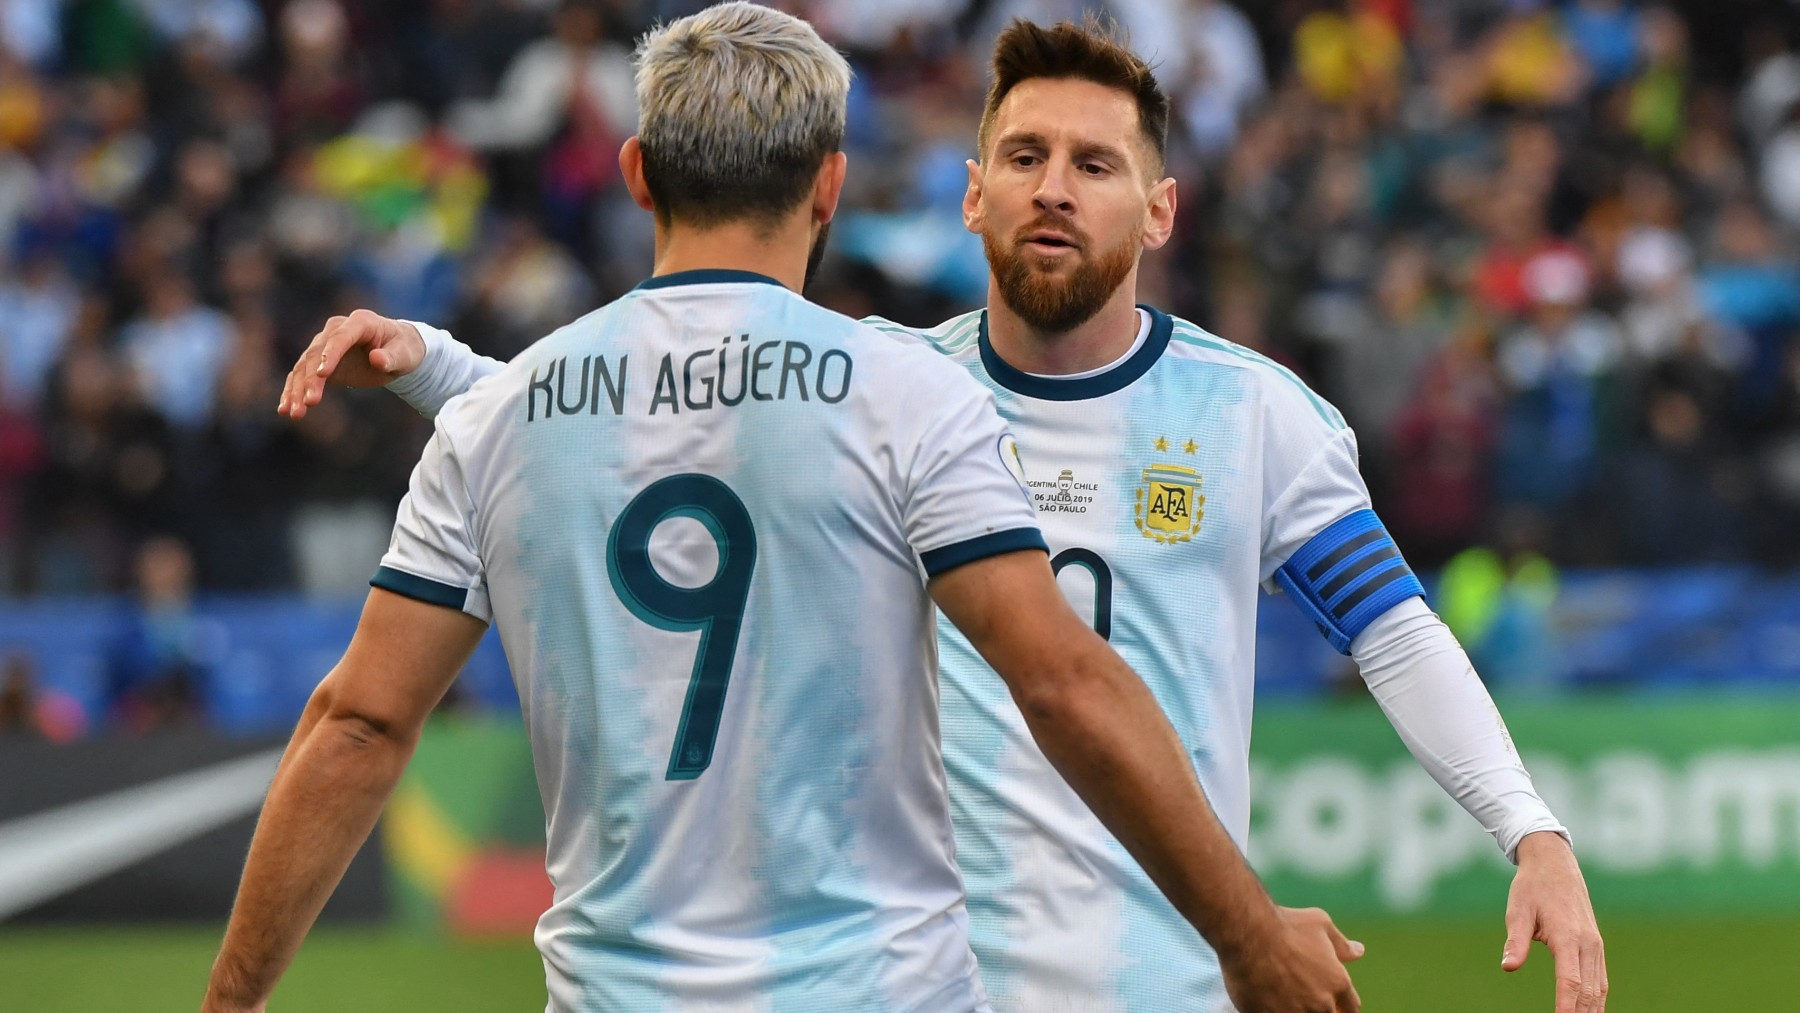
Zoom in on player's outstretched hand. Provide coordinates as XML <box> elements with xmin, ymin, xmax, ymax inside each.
<box><xmin>278</xmin><ymin>309</ymin><xmax>426</xmax><ymax>419</ymax></box>
<box><xmin>1503</xmin><ymin>831</ymin><xmax>1607</xmax><ymax>1013</ymax></box>
<box><xmin>1222</xmin><ymin>905</ymin><xmax>1363</xmax><ymax>1013</ymax></box>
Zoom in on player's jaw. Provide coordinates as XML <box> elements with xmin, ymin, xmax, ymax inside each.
<box><xmin>984</xmin><ymin>212</ymin><xmax>1142</xmax><ymax>334</ymax></box>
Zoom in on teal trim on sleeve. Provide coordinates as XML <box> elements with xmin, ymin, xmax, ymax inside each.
<box><xmin>371</xmin><ymin>565</ymin><xmax>470</xmax><ymax>610</ymax></box>
<box><xmin>920</xmin><ymin>527</ymin><xmax>1048</xmax><ymax>577</ymax></box>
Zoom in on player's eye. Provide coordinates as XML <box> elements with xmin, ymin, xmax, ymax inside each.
<box><xmin>1080</xmin><ymin>161</ymin><xmax>1108</xmax><ymax>176</ymax></box>
<box><xmin>1011</xmin><ymin>154</ymin><xmax>1040</xmax><ymax>168</ymax></box>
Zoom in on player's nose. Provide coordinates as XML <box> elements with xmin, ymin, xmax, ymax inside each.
<box><xmin>1032</xmin><ymin>159</ymin><xmax>1077</xmax><ymax>216</ymax></box>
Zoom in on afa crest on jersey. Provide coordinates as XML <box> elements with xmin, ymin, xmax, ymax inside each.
<box><xmin>1134</xmin><ymin>462</ymin><xmax>1204</xmax><ymax>543</ymax></box>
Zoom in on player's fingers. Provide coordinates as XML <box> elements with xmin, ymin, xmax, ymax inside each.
<box><xmin>318</xmin><ymin>310</ymin><xmax>376</xmax><ymax>377</ymax></box>
<box><xmin>1336</xmin><ymin>980</ymin><xmax>1361</xmax><ymax>1013</ymax></box>
<box><xmin>1500</xmin><ymin>905</ymin><xmax>1533</xmax><ymax>972</ymax></box>
<box><xmin>307</xmin><ymin>311</ymin><xmax>381</xmax><ymax>405</ymax></box>
<box><xmin>1561</xmin><ymin>929</ymin><xmax>1601</xmax><ymax>1013</ymax></box>
<box><xmin>1592</xmin><ymin>935</ymin><xmax>1610</xmax><ymax>1011</ymax></box>
<box><xmin>282</xmin><ymin>317</ymin><xmax>343</xmax><ymax>417</ymax></box>
<box><xmin>1552</xmin><ymin>934</ymin><xmax>1582</xmax><ymax>1013</ymax></box>
<box><xmin>1581</xmin><ymin>934</ymin><xmax>1608</xmax><ymax>1013</ymax></box>
<box><xmin>280</xmin><ymin>335</ymin><xmax>326</xmax><ymax>417</ymax></box>
<box><xmin>1322</xmin><ymin>919</ymin><xmax>1365</xmax><ymax>963</ymax></box>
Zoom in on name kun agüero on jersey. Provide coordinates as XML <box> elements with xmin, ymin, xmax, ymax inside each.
<box><xmin>525</xmin><ymin>334</ymin><xmax>856</xmax><ymax>421</ymax></box>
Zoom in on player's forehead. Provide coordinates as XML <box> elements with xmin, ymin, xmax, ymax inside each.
<box><xmin>987</xmin><ymin>77</ymin><xmax>1150</xmax><ymax>165</ymax></box>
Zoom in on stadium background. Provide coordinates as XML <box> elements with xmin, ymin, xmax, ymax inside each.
<box><xmin>2</xmin><ymin>0</ymin><xmax>1798</xmax><ymax>1008</ymax></box>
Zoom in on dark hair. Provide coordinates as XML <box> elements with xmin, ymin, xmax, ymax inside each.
<box><xmin>978</xmin><ymin>17</ymin><xmax>1169</xmax><ymax>173</ymax></box>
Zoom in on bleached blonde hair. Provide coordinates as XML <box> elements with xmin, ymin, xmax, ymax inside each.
<box><xmin>635</xmin><ymin>2</ymin><xmax>852</xmax><ymax>227</ymax></box>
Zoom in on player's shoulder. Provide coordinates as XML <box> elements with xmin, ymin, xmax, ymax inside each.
<box><xmin>843</xmin><ymin>309</ymin><xmax>988</xmax><ymax>393</ymax></box>
<box><xmin>860</xmin><ymin>308</ymin><xmax>985</xmax><ymax>357</ymax></box>
<box><xmin>434</xmin><ymin>302</ymin><xmax>619</xmax><ymax>436</ymax></box>
<box><xmin>1160</xmin><ymin>310</ymin><xmax>1346</xmax><ymax>430</ymax></box>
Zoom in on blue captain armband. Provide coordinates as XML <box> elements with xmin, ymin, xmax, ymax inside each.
<box><xmin>1274</xmin><ymin>510</ymin><xmax>1425</xmax><ymax>654</ymax></box>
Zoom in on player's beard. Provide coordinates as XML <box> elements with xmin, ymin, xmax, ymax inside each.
<box><xmin>803</xmin><ymin>221</ymin><xmax>831</xmax><ymax>290</ymax></box>
<box><xmin>984</xmin><ymin>215</ymin><xmax>1141</xmax><ymax>333</ymax></box>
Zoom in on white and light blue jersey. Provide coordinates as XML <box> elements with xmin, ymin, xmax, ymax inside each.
<box><xmin>385</xmin><ymin>297</ymin><xmax>1428</xmax><ymax>1011</ymax></box>
<box><xmin>872</xmin><ymin>305</ymin><xmax>1409</xmax><ymax>1013</ymax></box>
<box><xmin>375</xmin><ymin>270</ymin><xmax>1045</xmax><ymax>1012</ymax></box>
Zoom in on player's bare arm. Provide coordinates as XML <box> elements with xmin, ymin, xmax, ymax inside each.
<box><xmin>201</xmin><ymin>590</ymin><xmax>486</xmax><ymax>1013</ymax></box>
<box><xmin>277</xmin><ymin>310</ymin><xmax>428</xmax><ymax>419</ymax></box>
<box><xmin>930</xmin><ymin>548</ymin><xmax>1362</xmax><ymax>1013</ymax></box>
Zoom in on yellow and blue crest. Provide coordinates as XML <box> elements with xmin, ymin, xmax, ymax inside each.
<box><xmin>1134</xmin><ymin>462</ymin><xmax>1204</xmax><ymax>543</ymax></box>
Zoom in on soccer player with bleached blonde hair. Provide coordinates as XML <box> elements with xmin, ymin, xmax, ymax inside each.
<box><xmin>211</xmin><ymin>5</ymin><xmax>1367</xmax><ymax>1012</ymax></box>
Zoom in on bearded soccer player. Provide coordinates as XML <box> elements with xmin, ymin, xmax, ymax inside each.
<box><xmin>214</xmin><ymin>5</ymin><xmax>1369</xmax><ymax>1012</ymax></box>
<box><xmin>279</xmin><ymin>16</ymin><xmax>1604</xmax><ymax>1013</ymax></box>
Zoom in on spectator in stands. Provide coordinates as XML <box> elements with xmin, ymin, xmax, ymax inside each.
<box><xmin>1761</xmin><ymin>102</ymin><xmax>1800</xmax><ymax>232</ymax></box>
<box><xmin>0</xmin><ymin>0</ymin><xmax>60</xmax><ymax>69</ymax></box>
<box><xmin>1160</xmin><ymin>0</ymin><xmax>1268</xmax><ymax>160</ymax></box>
<box><xmin>1563</xmin><ymin>0</ymin><xmax>1641</xmax><ymax>91</ymax></box>
<box><xmin>109</xmin><ymin>535</ymin><xmax>215</xmax><ymax>732</ymax></box>
<box><xmin>1469</xmin><ymin>180</ymin><xmax>1569</xmax><ymax>319</ymax></box>
<box><xmin>274</xmin><ymin>0</ymin><xmax>363</xmax><ymax>143</ymax></box>
<box><xmin>446</xmin><ymin>0</ymin><xmax>635</xmax><ymax>255</ymax></box>
<box><xmin>460</xmin><ymin>214</ymin><xmax>595</xmax><ymax>357</ymax></box>
<box><xmin>1738</xmin><ymin>22</ymin><xmax>1800</xmax><ymax>146</ymax></box>
<box><xmin>0</xmin><ymin>0</ymin><xmax>1795</xmax><ymax>603</ymax></box>
<box><xmin>30</xmin><ymin>295</ymin><xmax>184</xmax><ymax>591</ymax></box>
<box><xmin>1624</xmin><ymin>5</ymin><xmax>1690</xmax><ymax>154</ymax></box>
<box><xmin>0</xmin><ymin>386</ymin><xmax>39</xmax><ymax>590</ymax></box>
<box><xmin>1437</xmin><ymin>512</ymin><xmax>1561</xmax><ymax>694</ymax></box>
<box><xmin>0</xmin><ymin>241</ymin><xmax>79</xmax><ymax>411</ymax></box>
<box><xmin>1325</xmin><ymin>235</ymin><xmax>1454</xmax><ymax>467</ymax></box>
<box><xmin>1756</xmin><ymin>341</ymin><xmax>1800</xmax><ymax>565</ymax></box>
<box><xmin>1615</xmin><ymin>216</ymin><xmax>1745</xmax><ymax>372</ymax></box>
<box><xmin>189</xmin><ymin>309</ymin><xmax>301</xmax><ymax>590</ymax></box>
<box><xmin>1495</xmin><ymin>249</ymin><xmax>1625</xmax><ymax>527</ymax></box>
<box><xmin>1614</xmin><ymin>352</ymin><xmax>1748</xmax><ymax>564</ymax></box>
<box><xmin>1699</xmin><ymin>199</ymin><xmax>1800</xmax><ymax>412</ymax></box>
<box><xmin>1388</xmin><ymin>323</ymin><xmax>1501</xmax><ymax>568</ymax></box>
<box><xmin>0</xmin><ymin>649</ymin><xmax>86</xmax><ymax>741</ymax></box>
<box><xmin>118</xmin><ymin>270</ymin><xmax>235</xmax><ymax>432</ymax></box>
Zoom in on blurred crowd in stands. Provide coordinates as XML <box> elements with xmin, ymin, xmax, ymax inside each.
<box><xmin>0</xmin><ymin>0</ymin><xmax>1798</xmax><ymax>616</ymax></box>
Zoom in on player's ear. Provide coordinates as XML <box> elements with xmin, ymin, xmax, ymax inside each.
<box><xmin>1142</xmin><ymin>176</ymin><xmax>1177</xmax><ymax>252</ymax></box>
<box><xmin>813</xmin><ymin>151</ymin><xmax>848</xmax><ymax>225</ymax></box>
<box><xmin>962</xmin><ymin>158</ymin><xmax>985</xmax><ymax>235</ymax></box>
<box><xmin>620</xmin><ymin>137</ymin><xmax>655</xmax><ymax>213</ymax></box>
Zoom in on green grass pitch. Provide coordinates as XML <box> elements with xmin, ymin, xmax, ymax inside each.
<box><xmin>0</xmin><ymin>915</ymin><xmax>1787</xmax><ymax>1010</ymax></box>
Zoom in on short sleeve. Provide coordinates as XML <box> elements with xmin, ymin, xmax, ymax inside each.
<box><xmin>372</xmin><ymin>424</ymin><xmax>492</xmax><ymax>623</ymax></box>
<box><xmin>901</xmin><ymin>366</ymin><xmax>1046</xmax><ymax>577</ymax></box>
<box><xmin>1256</xmin><ymin>373</ymin><xmax>1425</xmax><ymax>652</ymax></box>
<box><xmin>1257</xmin><ymin>377</ymin><xmax>1371</xmax><ymax>587</ymax></box>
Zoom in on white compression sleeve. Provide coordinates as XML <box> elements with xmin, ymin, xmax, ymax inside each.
<box><xmin>1349</xmin><ymin>596</ymin><xmax>1569</xmax><ymax>863</ymax></box>
<box><xmin>387</xmin><ymin>321</ymin><xmax>506</xmax><ymax>419</ymax></box>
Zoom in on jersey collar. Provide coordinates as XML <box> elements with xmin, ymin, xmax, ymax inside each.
<box><xmin>979</xmin><ymin>304</ymin><xmax>1173</xmax><ymax>401</ymax></box>
<box><xmin>634</xmin><ymin>269</ymin><xmax>788</xmax><ymax>291</ymax></box>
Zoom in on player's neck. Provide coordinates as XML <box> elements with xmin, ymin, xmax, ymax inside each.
<box><xmin>983</xmin><ymin>272</ymin><xmax>1144</xmax><ymax>375</ymax></box>
<box><xmin>650</xmin><ymin>217</ymin><xmax>814</xmax><ymax>292</ymax></box>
